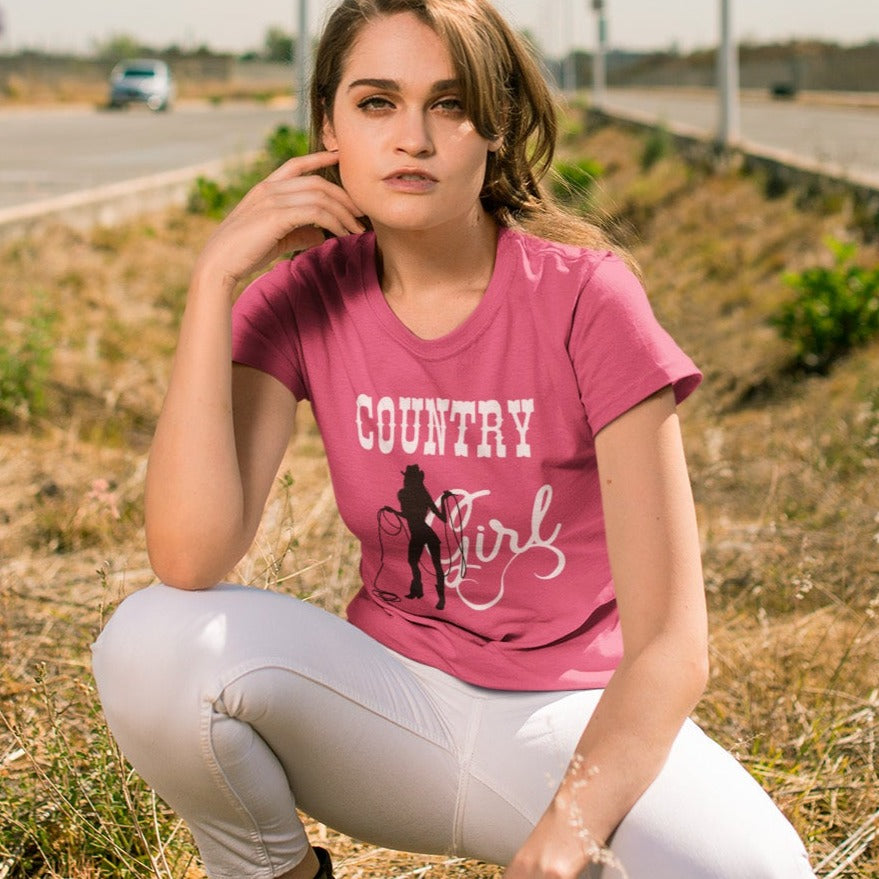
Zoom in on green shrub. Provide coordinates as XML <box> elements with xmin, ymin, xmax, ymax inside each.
<box><xmin>771</xmin><ymin>238</ymin><xmax>879</xmax><ymax>372</ymax></box>
<box><xmin>640</xmin><ymin>124</ymin><xmax>673</xmax><ymax>171</ymax></box>
<box><xmin>188</xmin><ymin>174</ymin><xmax>231</xmax><ymax>219</ymax></box>
<box><xmin>188</xmin><ymin>124</ymin><xmax>311</xmax><ymax>219</ymax></box>
<box><xmin>550</xmin><ymin>157</ymin><xmax>604</xmax><ymax>209</ymax></box>
<box><xmin>265</xmin><ymin>124</ymin><xmax>310</xmax><ymax>167</ymax></box>
<box><xmin>0</xmin><ymin>302</ymin><xmax>55</xmax><ymax>426</ymax></box>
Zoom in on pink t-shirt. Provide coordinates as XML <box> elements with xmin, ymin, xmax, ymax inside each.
<box><xmin>232</xmin><ymin>227</ymin><xmax>701</xmax><ymax>691</ymax></box>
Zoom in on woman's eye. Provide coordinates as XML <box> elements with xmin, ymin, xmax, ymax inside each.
<box><xmin>434</xmin><ymin>97</ymin><xmax>464</xmax><ymax>113</ymax></box>
<box><xmin>357</xmin><ymin>96</ymin><xmax>394</xmax><ymax>111</ymax></box>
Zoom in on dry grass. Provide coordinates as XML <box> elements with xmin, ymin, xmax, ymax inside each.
<box><xmin>1</xmin><ymin>121</ymin><xmax>878</xmax><ymax>876</ymax></box>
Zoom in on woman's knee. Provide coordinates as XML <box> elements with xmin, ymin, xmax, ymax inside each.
<box><xmin>91</xmin><ymin>584</ymin><xmax>233</xmax><ymax>754</ymax></box>
<box><xmin>91</xmin><ymin>582</ymin><xmax>325</xmax><ymax>748</ymax></box>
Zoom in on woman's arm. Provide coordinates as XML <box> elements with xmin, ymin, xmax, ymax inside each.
<box><xmin>144</xmin><ymin>152</ymin><xmax>364</xmax><ymax>590</ymax></box>
<box><xmin>506</xmin><ymin>386</ymin><xmax>709</xmax><ymax>877</ymax></box>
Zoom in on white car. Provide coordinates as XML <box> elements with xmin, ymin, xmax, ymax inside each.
<box><xmin>108</xmin><ymin>59</ymin><xmax>176</xmax><ymax>111</ymax></box>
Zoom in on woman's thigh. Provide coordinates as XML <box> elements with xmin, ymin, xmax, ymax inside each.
<box><xmin>457</xmin><ymin>682</ymin><xmax>813</xmax><ymax>878</ymax></box>
<box><xmin>91</xmin><ymin>584</ymin><xmax>482</xmax><ymax>874</ymax></box>
<box><xmin>606</xmin><ymin>719</ymin><xmax>814</xmax><ymax>878</ymax></box>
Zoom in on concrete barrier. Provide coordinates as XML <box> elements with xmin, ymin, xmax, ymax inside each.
<box><xmin>0</xmin><ymin>150</ymin><xmax>260</xmax><ymax>243</ymax></box>
<box><xmin>587</xmin><ymin>104</ymin><xmax>879</xmax><ymax>204</ymax></box>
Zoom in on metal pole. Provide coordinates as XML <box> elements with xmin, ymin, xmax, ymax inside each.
<box><xmin>562</xmin><ymin>0</ymin><xmax>576</xmax><ymax>93</ymax></box>
<box><xmin>717</xmin><ymin>0</ymin><xmax>740</xmax><ymax>146</ymax></box>
<box><xmin>591</xmin><ymin>0</ymin><xmax>607</xmax><ymax>109</ymax></box>
<box><xmin>296</xmin><ymin>0</ymin><xmax>309</xmax><ymax>132</ymax></box>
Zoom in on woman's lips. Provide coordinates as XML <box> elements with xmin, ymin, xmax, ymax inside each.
<box><xmin>383</xmin><ymin>170</ymin><xmax>438</xmax><ymax>193</ymax></box>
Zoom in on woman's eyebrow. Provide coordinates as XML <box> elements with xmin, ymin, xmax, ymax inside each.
<box><xmin>346</xmin><ymin>78</ymin><xmax>459</xmax><ymax>93</ymax></box>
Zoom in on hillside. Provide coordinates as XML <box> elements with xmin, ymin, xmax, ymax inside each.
<box><xmin>0</xmin><ymin>121</ymin><xmax>877</xmax><ymax>876</ymax></box>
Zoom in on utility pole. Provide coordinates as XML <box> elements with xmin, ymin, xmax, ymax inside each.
<box><xmin>296</xmin><ymin>0</ymin><xmax>309</xmax><ymax>132</ymax></box>
<box><xmin>717</xmin><ymin>0</ymin><xmax>740</xmax><ymax>147</ymax></box>
<box><xmin>590</xmin><ymin>0</ymin><xmax>607</xmax><ymax>109</ymax></box>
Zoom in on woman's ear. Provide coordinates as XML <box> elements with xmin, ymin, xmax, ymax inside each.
<box><xmin>488</xmin><ymin>135</ymin><xmax>503</xmax><ymax>153</ymax></box>
<box><xmin>322</xmin><ymin>117</ymin><xmax>339</xmax><ymax>151</ymax></box>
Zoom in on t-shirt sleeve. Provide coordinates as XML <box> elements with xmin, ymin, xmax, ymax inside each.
<box><xmin>231</xmin><ymin>261</ymin><xmax>309</xmax><ymax>401</ymax></box>
<box><xmin>569</xmin><ymin>253</ymin><xmax>701</xmax><ymax>435</ymax></box>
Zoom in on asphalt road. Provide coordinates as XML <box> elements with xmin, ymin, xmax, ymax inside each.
<box><xmin>0</xmin><ymin>102</ymin><xmax>297</xmax><ymax>210</ymax></box>
<box><xmin>601</xmin><ymin>88</ymin><xmax>879</xmax><ymax>183</ymax></box>
<box><xmin>3</xmin><ymin>92</ymin><xmax>879</xmax><ymax>213</ymax></box>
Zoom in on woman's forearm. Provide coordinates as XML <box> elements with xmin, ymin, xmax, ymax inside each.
<box><xmin>144</xmin><ymin>271</ymin><xmax>248</xmax><ymax>588</ymax></box>
<box><xmin>554</xmin><ymin>636</ymin><xmax>708</xmax><ymax>851</ymax></box>
<box><xmin>506</xmin><ymin>634</ymin><xmax>707</xmax><ymax>878</ymax></box>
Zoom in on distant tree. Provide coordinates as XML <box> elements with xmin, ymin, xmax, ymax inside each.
<box><xmin>92</xmin><ymin>33</ymin><xmax>150</xmax><ymax>61</ymax></box>
<box><xmin>263</xmin><ymin>26</ymin><xmax>294</xmax><ymax>63</ymax></box>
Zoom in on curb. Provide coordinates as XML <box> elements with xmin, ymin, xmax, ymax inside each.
<box><xmin>0</xmin><ymin>151</ymin><xmax>260</xmax><ymax>242</ymax></box>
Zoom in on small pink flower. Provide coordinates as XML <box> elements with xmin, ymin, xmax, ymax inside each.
<box><xmin>86</xmin><ymin>478</ymin><xmax>121</xmax><ymax>520</ymax></box>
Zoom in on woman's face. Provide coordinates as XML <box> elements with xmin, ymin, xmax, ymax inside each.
<box><xmin>322</xmin><ymin>12</ymin><xmax>499</xmax><ymax>235</ymax></box>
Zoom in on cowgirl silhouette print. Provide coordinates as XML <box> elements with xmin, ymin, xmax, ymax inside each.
<box><xmin>378</xmin><ymin>464</ymin><xmax>456</xmax><ymax>610</ymax></box>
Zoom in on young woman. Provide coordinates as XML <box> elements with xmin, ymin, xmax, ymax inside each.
<box><xmin>92</xmin><ymin>1</ymin><xmax>815</xmax><ymax>876</ymax></box>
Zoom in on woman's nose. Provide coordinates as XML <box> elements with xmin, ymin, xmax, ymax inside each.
<box><xmin>394</xmin><ymin>110</ymin><xmax>435</xmax><ymax>157</ymax></box>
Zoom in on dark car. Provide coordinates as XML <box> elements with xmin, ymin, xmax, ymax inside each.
<box><xmin>108</xmin><ymin>59</ymin><xmax>176</xmax><ymax>111</ymax></box>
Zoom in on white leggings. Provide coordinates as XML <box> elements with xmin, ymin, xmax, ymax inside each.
<box><xmin>92</xmin><ymin>583</ymin><xmax>814</xmax><ymax>879</ymax></box>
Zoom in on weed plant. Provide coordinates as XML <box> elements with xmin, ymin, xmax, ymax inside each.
<box><xmin>0</xmin><ymin>672</ymin><xmax>197</xmax><ymax>878</ymax></box>
<box><xmin>188</xmin><ymin>125</ymin><xmax>310</xmax><ymax>218</ymax></box>
<box><xmin>550</xmin><ymin>157</ymin><xmax>604</xmax><ymax>210</ymax></box>
<box><xmin>640</xmin><ymin>123</ymin><xmax>673</xmax><ymax>171</ymax></box>
<box><xmin>772</xmin><ymin>237</ymin><xmax>879</xmax><ymax>372</ymax></box>
<box><xmin>0</xmin><ymin>302</ymin><xmax>55</xmax><ymax>426</ymax></box>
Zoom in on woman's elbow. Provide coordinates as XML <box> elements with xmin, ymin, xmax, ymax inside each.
<box><xmin>148</xmin><ymin>553</ymin><xmax>223</xmax><ymax>591</ymax></box>
<box><xmin>681</xmin><ymin>641</ymin><xmax>710</xmax><ymax>706</ymax></box>
<box><xmin>146</xmin><ymin>530</ymin><xmax>239</xmax><ymax>591</ymax></box>
<box><xmin>643</xmin><ymin>634</ymin><xmax>710</xmax><ymax>708</ymax></box>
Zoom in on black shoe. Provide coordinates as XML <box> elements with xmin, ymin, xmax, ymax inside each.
<box><xmin>313</xmin><ymin>847</ymin><xmax>334</xmax><ymax>879</ymax></box>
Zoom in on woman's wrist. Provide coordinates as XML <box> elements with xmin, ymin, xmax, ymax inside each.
<box><xmin>189</xmin><ymin>257</ymin><xmax>240</xmax><ymax>300</ymax></box>
<box><xmin>546</xmin><ymin>787</ymin><xmax>607</xmax><ymax>859</ymax></box>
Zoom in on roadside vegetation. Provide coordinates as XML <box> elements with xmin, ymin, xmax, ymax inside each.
<box><xmin>188</xmin><ymin>124</ymin><xmax>310</xmax><ymax>219</ymax></box>
<box><xmin>1</xmin><ymin>115</ymin><xmax>877</xmax><ymax>877</ymax></box>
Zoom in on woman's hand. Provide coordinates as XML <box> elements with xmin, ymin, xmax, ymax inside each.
<box><xmin>505</xmin><ymin>782</ymin><xmax>607</xmax><ymax>879</ymax></box>
<box><xmin>193</xmin><ymin>150</ymin><xmax>365</xmax><ymax>292</ymax></box>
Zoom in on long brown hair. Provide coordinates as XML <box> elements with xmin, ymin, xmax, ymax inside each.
<box><xmin>310</xmin><ymin>0</ymin><xmax>623</xmax><ymax>255</ymax></box>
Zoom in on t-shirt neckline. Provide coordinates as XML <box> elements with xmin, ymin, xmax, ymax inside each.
<box><xmin>358</xmin><ymin>226</ymin><xmax>516</xmax><ymax>360</ymax></box>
